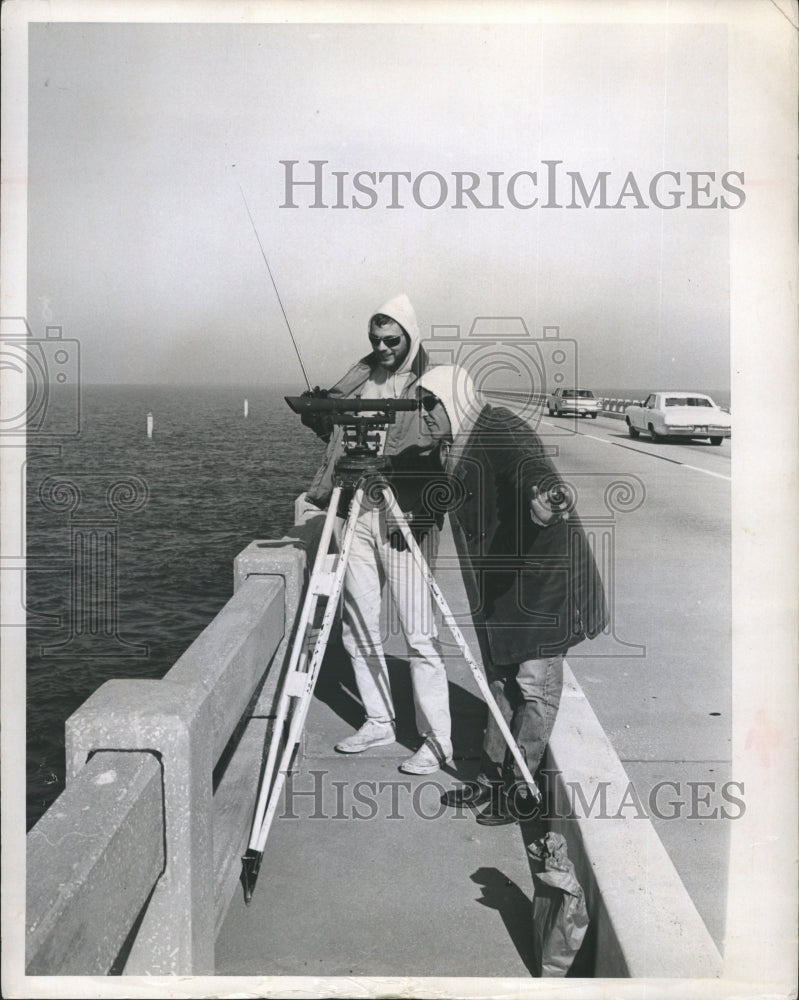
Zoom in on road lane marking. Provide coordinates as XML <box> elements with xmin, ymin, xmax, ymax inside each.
<box><xmin>679</xmin><ymin>463</ymin><xmax>731</xmax><ymax>482</ymax></box>
<box><xmin>587</xmin><ymin>436</ymin><xmax>732</xmax><ymax>480</ymax></box>
<box><xmin>525</xmin><ymin>412</ymin><xmax>731</xmax><ymax>480</ymax></box>
<box><xmin>611</xmin><ymin>441</ymin><xmax>684</xmax><ymax>464</ymax></box>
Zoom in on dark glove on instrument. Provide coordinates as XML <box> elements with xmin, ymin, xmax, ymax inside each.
<box><xmin>299</xmin><ymin>386</ymin><xmax>334</xmax><ymax>440</ymax></box>
<box><xmin>387</xmin><ymin>512</ymin><xmax>435</xmax><ymax>552</ymax></box>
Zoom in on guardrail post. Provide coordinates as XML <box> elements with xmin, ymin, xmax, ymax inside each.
<box><xmin>234</xmin><ymin>534</ymin><xmax>312</xmax><ymax>716</ymax></box>
<box><xmin>65</xmin><ymin>679</ymin><xmax>215</xmax><ymax>974</ymax></box>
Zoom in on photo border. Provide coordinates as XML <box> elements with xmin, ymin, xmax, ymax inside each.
<box><xmin>2</xmin><ymin>1</ymin><xmax>797</xmax><ymax>997</ymax></box>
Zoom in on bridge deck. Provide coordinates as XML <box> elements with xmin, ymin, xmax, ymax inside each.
<box><xmin>216</xmin><ymin>526</ymin><xmax>546</xmax><ymax>976</ymax></box>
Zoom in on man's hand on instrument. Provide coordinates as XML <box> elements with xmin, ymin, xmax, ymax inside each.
<box><xmin>299</xmin><ymin>386</ymin><xmax>333</xmax><ymax>438</ymax></box>
<box><xmin>387</xmin><ymin>511</ymin><xmax>433</xmax><ymax>551</ymax></box>
<box><xmin>301</xmin><ymin>386</ymin><xmax>330</xmax><ymax>400</ymax></box>
<box><xmin>387</xmin><ymin>523</ymin><xmax>408</xmax><ymax>551</ymax></box>
<box><xmin>529</xmin><ymin>484</ymin><xmax>571</xmax><ymax>527</ymax></box>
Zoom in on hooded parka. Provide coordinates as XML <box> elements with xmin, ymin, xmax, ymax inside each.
<box><xmin>416</xmin><ymin>367</ymin><xmax>609</xmax><ymax>667</ymax></box>
<box><xmin>304</xmin><ymin>294</ymin><xmax>440</xmax><ymax>514</ymax></box>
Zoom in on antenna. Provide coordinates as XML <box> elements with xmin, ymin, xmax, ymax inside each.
<box><xmin>239</xmin><ymin>185</ymin><xmax>312</xmax><ymax>391</ymax></box>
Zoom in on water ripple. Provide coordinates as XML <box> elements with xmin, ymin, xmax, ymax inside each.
<box><xmin>25</xmin><ymin>385</ymin><xmax>324</xmax><ymax>828</ymax></box>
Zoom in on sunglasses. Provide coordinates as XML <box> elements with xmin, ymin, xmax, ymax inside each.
<box><xmin>419</xmin><ymin>393</ymin><xmax>441</xmax><ymax>412</ymax></box>
<box><xmin>369</xmin><ymin>332</ymin><xmax>404</xmax><ymax>348</ymax></box>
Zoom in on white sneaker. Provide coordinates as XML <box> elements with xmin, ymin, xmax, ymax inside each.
<box><xmin>335</xmin><ymin>719</ymin><xmax>396</xmax><ymax>754</ymax></box>
<box><xmin>399</xmin><ymin>737</ymin><xmax>453</xmax><ymax>775</ymax></box>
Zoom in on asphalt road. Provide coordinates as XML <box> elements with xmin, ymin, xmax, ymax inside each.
<box><xmin>526</xmin><ymin>410</ymin><xmax>732</xmax><ymax>948</ymax></box>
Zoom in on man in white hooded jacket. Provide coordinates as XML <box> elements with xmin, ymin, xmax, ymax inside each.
<box><xmin>300</xmin><ymin>294</ymin><xmax>453</xmax><ymax>775</ymax></box>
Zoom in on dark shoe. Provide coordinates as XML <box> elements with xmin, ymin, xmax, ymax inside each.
<box><xmin>475</xmin><ymin>790</ymin><xmax>517</xmax><ymax>826</ymax></box>
<box><xmin>506</xmin><ymin>782</ymin><xmax>542</xmax><ymax>821</ymax></box>
<box><xmin>440</xmin><ymin>781</ymin><xmax>492</xmax><ymax>809</ymax></box>
<box><xmin>476</xmin><ymin>782</ymin><xmax>542</xmax><ymax>826</ymax></box>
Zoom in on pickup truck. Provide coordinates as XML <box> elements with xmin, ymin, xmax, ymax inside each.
<box><xmin>547</xmin><ymin>388</ymin><xmax>600</xmax><ymax>418</ymax></box>
<box><xmin>625</xmin><ymin>392</ymin><xmax>731</xmax><ymax>445</ymax></box>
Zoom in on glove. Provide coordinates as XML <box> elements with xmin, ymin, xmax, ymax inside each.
<box><xmin>299</xmin><ymin>386</ymin><xmax>333</xmax><ymax>439</ymax></box>
<box><xmin>301</xmin><ymin>386</ymin><xmax>329</xmax><ymax>399</ymax></box>
<box><xmin>387</xmin><ymin>512</ymin><xmax>434</xmax><ymax>552</ymax></box>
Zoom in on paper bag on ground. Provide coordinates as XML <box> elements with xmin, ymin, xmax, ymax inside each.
<box><xmin>529</xmin><ymin>831</ymin><xmax>589</xmax><ymax>976</ymax></box>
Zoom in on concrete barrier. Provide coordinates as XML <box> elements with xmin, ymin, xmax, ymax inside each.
<box><xmin>598</xmin><ymin>399</ymin><xmax>629</xmax><ymax>420</ymax></box>
<box><xmin>27</xmin><ymin>539</ymin><xmax>307</xmax><ymax>976</ymax></box>
<box><xmin>484</xmin><ymin>389</ymin><xmax>638</xmax><ymax>413</ymax></box>
<box><xmin>546</xmin><ymin>664</ymin><xmax>723</xmax><ymax>978</ymax></box>
<box><xmin>26</xmin><ymin>750</ymin><xmax>163</xmax><ymax>974</ymax></box>
<box><xmin>484</xmin><ymin>388</ymin><xmax>638</xmax><ymax>421</ymax></box>
<box><xmin>64</xmin><ymin>575</ymin><xmax>286</xmax><ymax>974</ymax></box>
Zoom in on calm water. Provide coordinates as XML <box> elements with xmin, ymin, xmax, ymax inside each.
<box><xmin>25</xmin><ymin>384</ymin><xmax>325</xmax><ymax>829</ymax></box>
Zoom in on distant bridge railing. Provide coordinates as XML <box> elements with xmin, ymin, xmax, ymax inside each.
<box><xmin>25</xmin><ymin>532</ymin><xmax>312</xmax><ymax>975</ymax></box>
<box><xmin>596</xmin><ymin>398</ymin><xmax>642</xmax><ymax>417</ymax></box>
<box><xmin>484</xmin><ymin>391</ymin><xmax>730</xmax><ymax>420</ymax></box>
<box><xmin>482</xmin><ymin>389</ymin><xmax>642</xmax><ymax>418</ymax></box>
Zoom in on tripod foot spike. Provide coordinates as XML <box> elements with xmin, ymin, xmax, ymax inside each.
<box><xmin>241</xmin><ymin>848</ymin><xmax>263</xmax><ymax>905</ymax></box>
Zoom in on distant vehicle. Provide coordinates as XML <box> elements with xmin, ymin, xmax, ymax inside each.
<box><xmin>547</xmin><ymin>388</ymin><xmax>599</xmax><ymax>418</ymax></box>
<box><xmin>625</xmin><ymin>392</ymin><xmax>731</xmax><ymax>445</ymax></box>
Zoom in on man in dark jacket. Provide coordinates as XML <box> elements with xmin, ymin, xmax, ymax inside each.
<box><xmin>300</xmin><ymin>295</ymin><xmax>455</xmax><ymax>775</ymax></box>
<box><xmin>415</xmin><ymin>366</ymin><xmax>609</xmax><ymax>823</ymax></box>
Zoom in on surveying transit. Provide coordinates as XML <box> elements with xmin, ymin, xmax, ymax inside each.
<box><xmin>240</xmin><ymin>391</ymin><xmax>544</xmax><ymax>904</ymax></box>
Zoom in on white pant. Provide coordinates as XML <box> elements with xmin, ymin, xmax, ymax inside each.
<box><xmin>336</xmin><ymin>506</ymin><xmax>451</xmax><ymax>744</ymax></box>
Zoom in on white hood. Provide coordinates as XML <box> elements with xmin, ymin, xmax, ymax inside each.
<box><xmin>370</xmin><ymin>293</ymin><xmax>420</xmax><ymax>375</ymax></box>
<box><xmin>416</xmin><ymin>365</ymin><xmax>482</xmax><ymax>441</ymax></box>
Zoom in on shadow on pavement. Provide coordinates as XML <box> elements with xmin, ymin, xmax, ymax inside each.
<box><xmin>471</xmin><ymin>866</ymin><xmax>535</xmax><ymax>975</ymax></box>
<box><xmin>314</xmin><ymin>641</ymin><xmax>487</xmax><ymax>758</ymax></box>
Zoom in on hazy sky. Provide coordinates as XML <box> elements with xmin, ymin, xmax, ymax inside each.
<box><xmin>27</xmin><ymin>19</ymin><xmax>732</xmax><ymax>389</ymax></box>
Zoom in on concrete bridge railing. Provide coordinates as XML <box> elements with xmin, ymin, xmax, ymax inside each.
<box><xmin>485</xmin><ymin>389</ymin><xmax>730</xmax><ymax>420</ymax></box>
<box><xmin>482</xmin><ymin>388</ymin><xmax>641</xmax><ymax>418</ymax></box>
<box><xmin>597</xmin><ymin>398</ymin><xmax>642</xmax><ymax>416</ymax></box>
<box><xmin>25</xmin><ymin>533</ymin><xmax>312</xmax><ymax>975</ymax></box>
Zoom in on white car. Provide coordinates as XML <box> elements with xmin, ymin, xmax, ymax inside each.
<box><xmin>625</xmin><ymin>392</ymin><xmax>731</xmax><ymax>445</ymax></box>
<box><xmin>547</xmin><ymin>388</ymin><xmax>600</xmax><ymax>418</ymax></box>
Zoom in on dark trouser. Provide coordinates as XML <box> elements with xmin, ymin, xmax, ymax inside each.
<box><xmin>478</xmin><ymin>655</ymin><xmax>564</xmax><ymax>788</ymax></box>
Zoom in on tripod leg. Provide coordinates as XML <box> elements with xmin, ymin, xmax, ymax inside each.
<box><xmin>379</xmin><ymin>486</ymin><xmax>540</xmax><ymax>801</ymax></box>
<box><xmin>242</xmin><ymin>486</ymin><xmax>365</xmax><ymax>901</ymax></box>
<box><xmin>242</xmin><ymin>488</ymin><xmax>346</xmax><ymax>900</ymax></box>
<box><xmin>244</xmin><ymin>488</ymin><xmax>343</xmax><ymax>845</ymax></box>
